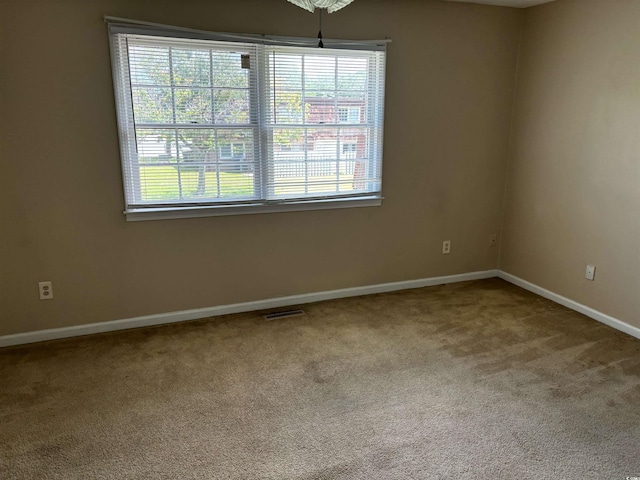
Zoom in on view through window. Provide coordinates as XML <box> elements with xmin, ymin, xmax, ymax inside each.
<box><xmin>109</xmin><ymin>25</ymin><xmax>386</xmax><ymax>220</ymax></box>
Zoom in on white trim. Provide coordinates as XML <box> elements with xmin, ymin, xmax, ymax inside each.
<box><xmin>126</xmin><ymin>197</ymin><xmax>383</xmax><ymax>222</ymax></box>
<box><xmin>498</xmin><ymin>270</ymin><xmax>640</xmax><ymax>341</ymax></box>
<box><xmin>0</xmin><ymin>270</ymin><xmax>497</xmax><ymax>348</ymax></box>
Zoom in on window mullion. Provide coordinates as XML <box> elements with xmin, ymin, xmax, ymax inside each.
<box><xmin>301</xmin><ymin>54</ymin><xmax>309</xmax><ymax>195</ymax></box>
<box><xmin>175</xmin><ymin>128</ymin><xmax>183</xmax><ymax>199</ymax></box>
<box><xmin>168</xmin><ymin>47</ymin><xmax>177</xmax><ymax>125</ymax></box>
<box><xmin>334</xmin><ymin>57</ymin><xmax>340</xmax><ymax>194</ymax></box>
<box><xmin>366</xmin><ymin>53</ymin><xmax>376</xmax><ymax>193</ymax></box>
<box><xmin>257</xmin><ymin>45</ymin><xmax>270</xmax><ymax>201</ymax></box>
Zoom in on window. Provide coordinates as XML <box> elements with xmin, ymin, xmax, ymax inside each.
<box><xmin>338</xmin><ymin>107</ymin><xmax>361</xmax><ymax>124</ymax></box>
<box><xmin>342</xmin><ymin>142</ymin><xmax>357</xmax><ymax>155</ymax></box>
<box><xmin>219</xmin><ymin>143</ymin><xmax>246</xmax><ymax>160</ymax></box>
<box><xmin>109</xmin><ymin>21</ymin><xmax>387</xmax><ymax>220</ymax></box>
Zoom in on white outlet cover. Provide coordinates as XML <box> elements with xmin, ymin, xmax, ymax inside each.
<box><xmin>39</xmin><ymin>281</ymin><xmax>53</xmax><ymax>300</ymax></box>
<box><xmin>585</xmin><ymin>265</ymin><xmax>596</xmax><ymax>281</ymax></box>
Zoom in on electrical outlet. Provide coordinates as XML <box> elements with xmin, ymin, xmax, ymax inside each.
<box><xmin>585</xmin><ymin>265</ymin><xmax>596</xmax><ymax>281</ymax></box>
<box><xmin>489</xmin><ymin>234</ymin><xmax>498</xmax><ymax>247</ymax></box>
<box><xmin>442</xmin><ymin>240</ymin><xmax>451</xmax><ymax>254</ymax></box>
<box><xmin>39</xmin><ymin>281</ymin><xmax>53</xmax><ymax>300</ymax></box>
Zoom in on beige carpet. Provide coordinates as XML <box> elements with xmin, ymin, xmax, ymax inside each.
<box><xmin>1</xmin><ymin>278</ymin><xmax>639</xmax><ymax>479</ymax></box>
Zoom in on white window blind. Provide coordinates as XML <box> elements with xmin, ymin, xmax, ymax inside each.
<box><xmin>108</xmin><ymin>21</ymin><xmax>387</xmax><ymax>221</ymax></box>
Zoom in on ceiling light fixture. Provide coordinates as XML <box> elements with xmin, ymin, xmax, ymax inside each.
<box><xmin>287</xmin><ymin>0</ymin><xmax>356</xmax><ymax>48</ymax></box>
<box><xmin>286</xmin><ymin>0</ymin><xmax>355</xmax><ymax>13</ymax></box>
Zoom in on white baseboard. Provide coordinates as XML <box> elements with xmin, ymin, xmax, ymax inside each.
<box><xmin>498</xmin><ymin>270</ymin><xmax>640</xmax><ymax>341</ymax></box>
<box><xmin>0</xmin><ymin>270</ymin><xmax>498</xmax><ymax>348</ymax></box>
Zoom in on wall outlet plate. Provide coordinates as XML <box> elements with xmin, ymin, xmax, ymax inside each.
<box><xmin>585</xmin><ymin>265</ymin><xmax>596</xmax><ymax>281</ymax></box>
<box><xmin>442</xmin><ymin>240</ymin><xmax>451</xmax><ymax>254</ymax></box>
<box><xmin>39</xmin><ymin>281</ymin><xmax>53</xmax><ymax>300</ymax></box>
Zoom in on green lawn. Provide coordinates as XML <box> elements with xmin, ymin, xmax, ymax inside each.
<box><xmin>139</xmin><ymin>166</ymin><xmax>357</xmax><ymax>201</ymax></box>
<box><xmin>139</xmin><ymin>166</ymin><xmax>253</xmax><ymax>201</ymax></box>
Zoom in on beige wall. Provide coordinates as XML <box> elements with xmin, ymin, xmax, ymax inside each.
<box><xmin>0</xmin><ymin>0</ymin><xmax>522</xmax><ymax>336</ymax></box>
<box><xmin>501</xmin><ymin>0</ymin><xmax>640</xmax><ymax>328</ymax></box>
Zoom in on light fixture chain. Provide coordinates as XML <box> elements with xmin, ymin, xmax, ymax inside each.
<box><xmin>318</xmin><ymin>9</ymin><xmax>324</xmax><ymax>48</ymax></box>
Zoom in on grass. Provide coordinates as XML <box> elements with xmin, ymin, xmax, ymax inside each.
<box><xmin>139</xmin><ymin>166</ymin><xmax>358</xmax><ymax>201</ymax></box>
<box><xmin>140</xmin><ymin>166</ymin><xmax>253</xmax><ymax>201</ymax></box>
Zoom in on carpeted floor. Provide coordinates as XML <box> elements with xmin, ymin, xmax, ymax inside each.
<box><xmin>1</xmin><ymin>278</ymin><xmax>639</xmax><ymax>479</ymax></box>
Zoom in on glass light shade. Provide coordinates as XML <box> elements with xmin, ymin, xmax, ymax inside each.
<box><xmin>286</xmin><ymin>0</ymin><xmax>356</xmax><ymax>13</ymax></box>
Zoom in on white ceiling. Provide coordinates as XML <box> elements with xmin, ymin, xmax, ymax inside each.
<box><xmin>442</xmin><ymin>0</ymin><xmax>555</xmax><ymax>7</ymax></box>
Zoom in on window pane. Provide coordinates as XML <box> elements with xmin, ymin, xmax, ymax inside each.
<box><xmin>307</xmin><ymin>129</ymin><xmax>339</xmax><ymax>160</ymax></box>
<box><xmin>132</xmin><ymin>87</ymin><xmax>173</xmax><ymax>124</ymax></box>
<box><xmin>172</xmin><ymin>48</ymin><xmax>211</xmax><ymax>86</ymax></box>
<box><xmin>216</xmin><ymin>129</ymin><xmax>254</xmax><ymax>162</ymax></box>
<box><xmin>139</xmin><ymin>165</ymin><xmax>183</xmax><ymax>201</ymax></box>
<box><xmin>305</xmin><ymin>91</ymin><xmax>335</xmax><ymax>124</ymax></box>
<box><xmin>273</xmin><ymin>54</ymin><xmax>302</xmax><ymax>90</ymax></box>
<box><xmin>273</xmin><ymin>91</ymin><xmax>302</xmax><ymax>124</ymax></box>
<box><xmin>336</xmin><ymin>106</ymin><xmax>361</xmax><ymax>124</ymax></box>
<box><xmin>304</xmin><ymin>55</ymin><xmax>335</xmax><ymax>91</ymax></box>
<box><xmin>338</xmin><ymin>108</ymin><xmax>348</xmax><ymax>123</ymax></box>
<box><xmin>177</xmin><ymin>129</ymin><xmax>216</xmax><ymax>165</ymax></box>
<box><xmin>273</xmin><ymin>128</ymin><xmax>305</xmax><ymax>153</ymax></box>
<box><xmin>340</xmin><ymin>128</ymin><xmax>373</xmax><ymax>192</ymax></box>
<box><xmin>337</xmin><ymin>57</ymin><xmax>367</xmax><ymax>91</ymax></box>
<box><xmin>217</xmin><ymin>128</ymin><xmax>255</xmax><ymax>198</ymax></box>
<box><xmin>219</xmin><ymin>144</ymin><xmax>232</xmax><ymax>159</ymax></box>
<box><xmin>270</xmin><ymin>127</ymin><xmax>341</xmax><ymax>197</ymax></box>
<box><xmin>341</xmin><ymin>142</ymin><xmax>357</xmax><ymax>158</ymax></box>
<box><xmin>338</xmin><ymin>161</ymin><xmax>360</xmax><ymax>192</ymax></box>
<box><xmin>340</xmin><ymin>128</ymin><xmax>368</xmax><ymax>156</ymax></box>
<box><xmin>178</xmin><ymin>168</ymin><xmax>216</xmax><ymax>199</ymax></box>
<box><xmin>214</xmin><ymin>89</ymin><xmax>250</xmax><ymax>124</ymax></box>
<box><xmin>219</xmin><ymin>163</ymin><xmax>255</xmax><ymax>198</ymax></box>
<box><xmin>129</xmin><ymin>45</ymin><xmax>170</xmax><ymax>85</ymax></box>
<box><xmin>136</xmin><ymin>129</ymin><xmax>178</xmax><ymax>164</ymax></box>
<box><xmin>212</xmin><ymin>52</ymin><xmax>249</xmax><ymax>88</ymax></box>
<box><xmin>175</xmin><ymin>88</ymin><xmax>212</xmax><ymax>124</ymax></box>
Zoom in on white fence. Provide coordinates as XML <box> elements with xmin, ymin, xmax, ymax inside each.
<box><xmin>273</xmin><ymin>160</ymin><xmax>356</xmax><ymax>178</ymax></box>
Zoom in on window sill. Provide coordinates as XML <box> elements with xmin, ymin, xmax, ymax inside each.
<box><xmin>124</xmin><ymin>196</ymin><xmax>383</xmax><ymax>222</ymax></box>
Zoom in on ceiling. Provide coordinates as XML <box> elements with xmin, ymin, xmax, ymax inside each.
<box><xmin>442</xmin><ymin>0</ymin><xmax>555</xmax><ymax>7</ymax></box>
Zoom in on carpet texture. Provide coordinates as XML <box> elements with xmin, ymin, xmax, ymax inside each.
<box><xmin>1</xmin><ymin>278</ymin><xmax>639</xmax><ymax>479</ymax></box>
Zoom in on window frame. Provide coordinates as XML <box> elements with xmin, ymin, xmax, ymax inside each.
<box><xmin>108</xmin><ymin>21</ymin><xmax>387</xmax><ymax>221</ymax></box>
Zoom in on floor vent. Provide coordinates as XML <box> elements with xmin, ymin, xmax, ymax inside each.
<box><xmin>263</xmin><ymin>309</ymin><xmax>306</xmax><ymax>321</ymax></box>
